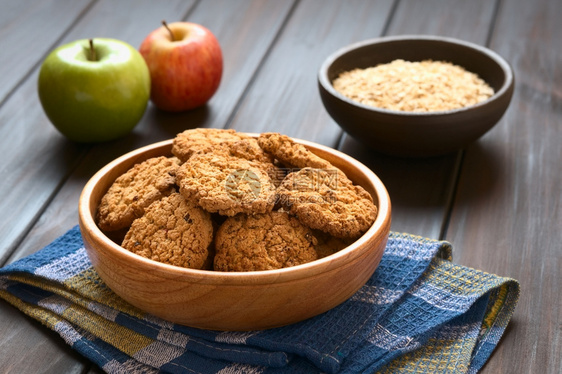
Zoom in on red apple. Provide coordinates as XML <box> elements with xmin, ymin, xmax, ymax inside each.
<box><xmin>139</xmin><ymin>21</ymin><xmax>223</xmax><ymax>112</ymax></box>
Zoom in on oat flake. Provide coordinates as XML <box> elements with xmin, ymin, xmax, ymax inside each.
<box><xmin>332</xmin><ymin>59</ymin><xmax>494</xmax><ymax>112</ymax></box>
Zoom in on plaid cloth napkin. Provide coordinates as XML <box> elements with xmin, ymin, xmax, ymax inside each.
<box><xmin>0</xmin><ymin>226</ymin><xmax>519</xmax><ymax>374</ymax></box>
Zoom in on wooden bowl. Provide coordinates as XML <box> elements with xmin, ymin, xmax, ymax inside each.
<box><xmin>78</xmin><ymin>136</ymin><xmax>391</xmax><ymax>331</ymax></box>
<box><xmin>318</xmin><ymin>35</ymin><xmax>515</xmax><ymax>157</ymax></box>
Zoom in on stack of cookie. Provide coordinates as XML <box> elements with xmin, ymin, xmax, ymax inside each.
<box><xmin>96</xmin><ymin>129</ymin><xmax>378</xmax><ymax>272</ymax></box>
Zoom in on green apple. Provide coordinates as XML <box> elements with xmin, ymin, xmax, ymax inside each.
<box><xmin>38</xmin><ymin>38</ymin><xmax>150</xmax><ymax>142</ymax></box>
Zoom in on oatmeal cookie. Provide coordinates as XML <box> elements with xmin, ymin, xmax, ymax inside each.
<box><xmin>177</xmin><ymin>153</ymin><xmax>276</xmax><ymax>216</ymax></box>
<box><xmin>229</xmin><ymin>137</ymin><xmax>285</xmax><ymax>186</ymax></box>
<box><xmin>97</xmin><ymin>156</ymin><xmax>181</xmax><ymax>231</ymax></box>
<box><xmin>257</xmin><ymin>132</ymin><xmax>333</xmax><ymax>169</ymax></box>
<box><xmin>122</xmin><ymin>193</ymin><xmax>213</xmax><ymax>269</ymax></box>
<box><xmin>172</xmin><ymin>128</ymin><xmax>272</xmax><ymax>164</ymax></box>
<box><xmin>229</xmin><ymin>137</ymin><xmax>275</xmax><ymax>165</ymax></box>
<box><xmin>172</xmin><ymin>128</ymin><xmax>244</xmax><ymax>161</ymax></box>
<box><xmin>277</xmin><ymin>167</ymin><xmax>377</xmax><ymax>239</ymax></box>
<box><xmin>214</xmin><ymin>211</ymin><xmax>318</xmax><ymax>272</ymax></box>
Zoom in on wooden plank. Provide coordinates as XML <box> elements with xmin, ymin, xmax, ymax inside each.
<box><xmin>0</xmin><ymin>0</ymin><xmax>95</xmax><ymax>263</ymax></box>
<box><xmin>6</xmin><ymin>0</ymin><xmax>297</xmax><ymax>265</ymax></box>
<box><xmin>0</xmin><ymin>1</ymin><xmax>296</xmax><ymax>373</ymax></box>
<box><xmin>388</xmin><ymin>0</ymin><xmax>497</xmax><ymax>43</ymax></box>
<box><xmin>0</xmin><ymin>77</ymin><xmax>88</xmax><ymax>265</ymax></box>
<box><xmin>3</xmin><ymin>1</ymin><xmax>552</xmax><ymax>373</ymax></box>
<box><xmin>187</xmin><ymin>0</ymin><xmax>300</xmax><ymax>129</ymax></box>
<box><xmin>446</xmin><ymin>0</ymin><xmax>562</xmax><ymax>373</ymax></box>
<box><xmin>229</xmin><ymin>0</ymin><xmax>395</xmax><ymax>146</ymax></box>
<box><xmin>0</xmin><ymin>0</ymin><xmax>197</xmax><ymax>265</ymax></box>
<box><xmin>0</xmin><ymin>0</ymin><xmax>94</xmax><ymax>105</ymax></box>
<box><xmin>59</xmin><ymin>0</ymin><xmax>195</xmax><ymax>51</ymax></box>
<box><xmin>340</xmin><ymin>138</ymin><xmax>462</xmax><ymax>238</ymax></box>
<box><xmin>34</xmin><ymin>0</ymin><xmax>300</xmax><ymax>155</ymax></box>
<box><xmin>0</xmin><ymin>306</ymin><xmax>89</xmax><ymax>374</ymax></box>
<box><xmin>339</xmin><ymin>0</ymin><xmax>498</xmax><ymax>238</ymax></box>
<box><xmin>0</xmin><ymin>1</ymin><xmax>201</xmax><ymax>373</ymax></box>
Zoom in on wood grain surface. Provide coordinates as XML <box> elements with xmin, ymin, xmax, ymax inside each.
<box><xmin>0</xmin><ymin>0</ymin><xmax>94</xmax><ymax>104</ymax></box>
<box><xmin>0</xmin><ymin>0</ymin><xmax>559</xmax><ymax>373</ymax></box>
<box><xmin>447</xmin><ymin>0</ymin><xmax>562</xmax><ymax>372</ymax></box>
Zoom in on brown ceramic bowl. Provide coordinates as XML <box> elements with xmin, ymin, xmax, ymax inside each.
<box><xmin>78</xmin><ymin>135</ymin><xmax>391</xmax><ymax>331</ymax></box>
<box><xmin>318</xmin><ymin>35</ymin><xmax>514</xmax><ymax>157</ymax></box>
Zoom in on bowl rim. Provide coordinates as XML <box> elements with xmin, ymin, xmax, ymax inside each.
<box><xmin>79</xmin><ymin>135</ymin><xmax>391</xmax><ymax>285</ymax></box>
<box><xmin>318</xmin><ymin>34</ymin><xmax>514</xmax><ymax>116</ymax></box>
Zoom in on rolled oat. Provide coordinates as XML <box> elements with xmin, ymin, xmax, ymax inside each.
<box><xmin>332</xmin><ymin>59</ymin><xmax>494</xmax><ymax>112</ymax></box>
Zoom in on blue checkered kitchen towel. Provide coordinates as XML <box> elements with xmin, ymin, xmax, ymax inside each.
<box><xmin>0</xmin><ymin>226</ymin><xmax>519</xmax><ymax>373</ymax></box>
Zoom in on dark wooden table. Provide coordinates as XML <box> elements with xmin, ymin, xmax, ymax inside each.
<box><xmin>1</xmin><ymin>0</ymin><xmax>560</xmax><ymax>373</ymax></box>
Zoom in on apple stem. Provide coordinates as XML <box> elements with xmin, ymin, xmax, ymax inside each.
<box><xmin>88</xmin><ymin>39</ymin><xmax>97</xmax><ymax>61</ymax></box>
<box><xmin>162</xmin><ymin>20</ymin><xmax>174</xmax><ymax>41</ymax></box>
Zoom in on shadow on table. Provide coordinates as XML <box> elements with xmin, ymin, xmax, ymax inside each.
<box><xmin>338</xmin><ymin>134</ymin><xmax>502</xmax><ymax>236</ymax></box>
<box><xmin>143</xmin><ymin>103</ymin><xmax>212</xmax><ymax>139</ymax></box>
